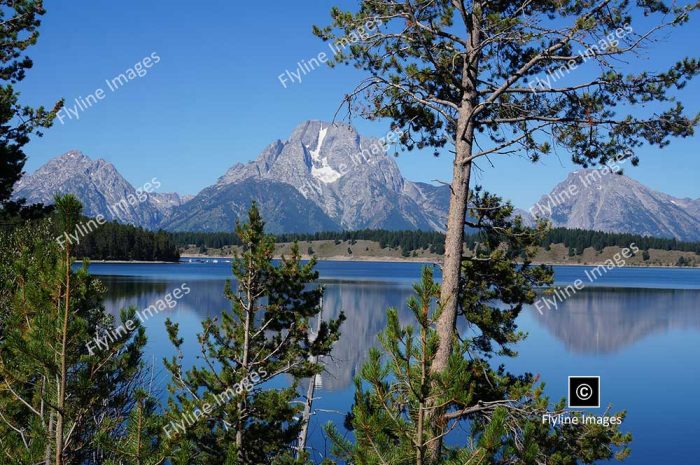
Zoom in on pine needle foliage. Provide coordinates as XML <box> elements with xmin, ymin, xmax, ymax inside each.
<box><xmin>164</xmin><ymin>203</ymin><xmax>344</xmax><ymax>465</ymax></box>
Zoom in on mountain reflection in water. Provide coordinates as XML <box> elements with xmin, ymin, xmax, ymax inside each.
<box><xmin>530</xmin><ymin>288</ymin><xmax>700</xmax><ymax>354</ymax></box>
<box><xmin>99</xmin><ymin>276</ymin><xmax>700</xmax><ymax>392</ymax></box>
<box><xmin>92</xmin><ymin>263</ymin><xmax>700</xmax><ymax>464</ymax></box>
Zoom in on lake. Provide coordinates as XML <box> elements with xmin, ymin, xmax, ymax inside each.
<box><xmin>87</xmin><ymin>259</ymin><xmax>700</xmax><ymax>464</ymax></box>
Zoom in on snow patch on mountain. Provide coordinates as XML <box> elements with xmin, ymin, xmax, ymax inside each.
<box><xmin>312</xmin><ymin>162</ymin><xmax>343</xmax><ymax>184</ymax></box>
<box><xmin>308</xmin><ymin>125</ymin><xmax>327</xmax><ymax>161</ymax></box>
<box><xmin>306</xmin><ymin>125</ymin><xmax>342</xmax><ymax>184</ymax></box>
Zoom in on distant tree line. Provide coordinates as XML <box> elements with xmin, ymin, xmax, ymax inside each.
<box><xmin>2</xmin><ymin>217</ymin><xmax>181</xmax><ymax>261</ymax></box>
<box><xmin>170</xmin><ymin>230</ymin><xmax>243</xmax><ymax>249</ymax></box>
<box><xmin>277</xmin><ymin>229</ymin><xmax>449</xmax><ymax>254</ymax></box>
<box><xmin>20</xmin><ymin>219</ymin><xmax>700</xmax><ymax>262</ymax></box>
<box><xmin>172</xmin><ymin>229</ymin><xmax>449</xmax><ymax>254</ymax></box>
<box><xmin>72</xmin><ymin>220</ymin><xmax>180</xmax><ymax>261</ymax></box>
<box><xmin>171</xmin><ymin>227</ymin><xmax>700</xmax><ymax>257</ymax></box>
<box><xmin>542</xmin><ymin>228</ymin><xmax>700</xmax><ymax>256</ymax></box>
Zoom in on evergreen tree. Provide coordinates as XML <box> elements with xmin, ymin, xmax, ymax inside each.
<box><xmin>0</xmin><ymin>196</ymin><xmax>156</xmax><ymax>464</ymax></box>
<box><xmin>0</xmin><ymin>0</ymin><xmax>62</xmax><ymax>220</ymax></box>
<box><xmin>325</xmin><ymin>193</ymin><xmax>630</xmax><ymax>464</ymax></box>
<box><xmin>97</xmin><ymin>388</ymin><xmax>167</xmax><ymax>465</ymax></box>
<box><xmin>327</xmin><ymin>268</ymin><xmax>532</xmax><ymax>465</ymax></box>
<box><xmin>316</xmin><ymin>3</ymin><xmax>698</xmax><ymax>458</ymax></box>
<box><xmin>163</xmin><ymin>204</ymin><xmax>344</xmax><ymax>464</ymax></box>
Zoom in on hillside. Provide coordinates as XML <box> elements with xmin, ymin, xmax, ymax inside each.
<box><xmin>181</xmin><ymin>240</ymin><xmax>700</xmax><ymax>268</ymax></box>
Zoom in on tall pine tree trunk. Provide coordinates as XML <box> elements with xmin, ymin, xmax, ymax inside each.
<box><xmin>55</xmin><ymin>245</ymin><xmax>71</xmax><ymax>465</ymax></box>
<box><xmin>427</xmin><ymin>143</ymin><xmax>472</xmax><ymax>464</ymax></box>
<box><xmin>427</xmin><ymin>6</ymin><xmax>481</xmax><ymax>461</ymax></box>
<box><xmin>431</xmin><ymin>153</ymin><xmax>472</xmax><ymax>374</ymax></box>
<box><xmin>236</xmin><ymin>268</ymin><xmax>253</xmax><ymax>462</ymax></box>
<box><xmin>431</xmin><ymin>0</ymin><xmax>481</xmax><ymax>376</ymax></box>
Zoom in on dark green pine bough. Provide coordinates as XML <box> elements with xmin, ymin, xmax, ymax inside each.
<box><xmin>163</xmin><ymin>204</ymin><xmax>344</xmax><ymax>465</ymax></box>
<box><xmin>315</xmin><ymin>0</ymin><xmax>699</xmax><ymax>463</ymax></box>
<box><xmin>0</xmin><ymin>0</ymin><xmax>62</xmax><ymax>223</ymax></box>
<box><xmin>1</xmin><ymin>199</ymin><xmax>345</xmax><ymax>464</ymax></box>
<box><xmin>0</xmin><ymin>195</ymin><xmax>166</xmax><ymax>465</ymax></box>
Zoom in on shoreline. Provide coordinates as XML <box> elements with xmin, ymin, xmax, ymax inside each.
<box><xmin>75</xmin><ymin>259</ymin><xmax>178</xmax><ymax>264</ymax></box>
<box><xmin>182</xmin><ymin>254</ymin><xmax>438</xmax><ymax>263</ymax></box>
<box><xmin>79</xmin><ymin>255</ymin><xmax>700</xmax><ymax>269</ymax></box>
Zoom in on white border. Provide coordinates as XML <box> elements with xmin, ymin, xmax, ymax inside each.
<box><xmin>567</xmin><ymin>375</ymin><xmax>600</xmax><ymax>409</ymax></box>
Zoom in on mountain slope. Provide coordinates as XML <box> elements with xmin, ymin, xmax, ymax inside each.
<box><xmin>529</xmin><ymin>169</ymin><xmax>700</xmax><ymax>241</ymax></box>
<box><xmin>163</xmin><ymin>178</ymin><xmax>339</xmax><ymax>233</ymax></box>
<box><xmin>13</xmin><ymin>150</ymin><xmax>184</xmax><ymax>228</ymax></box>
<box><xmin>163</xmin><ymin>120</ymin><xmax>449</xmax><ymax>232</ymax></box>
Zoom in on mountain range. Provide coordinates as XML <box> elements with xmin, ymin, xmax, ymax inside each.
<box><xmin>529</xmin><ymin>170</ymin><xmax>700</xmax><ymax>241</ymax></box>
<box><xmin>13</xmin><ymin>150</ymin><xmax>190</xmax><ymax>227</ymax></box>
<box><xmin>13</xmin><ymin>120</ymin><xmax>700</xmax><ymax>241</ymax></box>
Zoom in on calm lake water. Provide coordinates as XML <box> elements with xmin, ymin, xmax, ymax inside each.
<box><xmin>86</xmin><ymin>259</ymin><xmax>700</xmax><ymax>464</ymax></box>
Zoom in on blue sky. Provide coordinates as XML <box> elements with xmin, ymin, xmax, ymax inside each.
<box><xmin>19</xmin><ymin>0</ymin><xmax>700</xmax><ymax>208</ymax></box>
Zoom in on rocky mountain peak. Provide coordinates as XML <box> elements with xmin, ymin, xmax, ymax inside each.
<box><xmin>16</xmin><ymin>123</ymin><xmax>699</xmax><ymax>239</ymax></box>
<box><xmin>57</xmin><ymin>149</ymin><xmax>89</xmax><ymax>161</ymax></box>
<box><xmin>530</xmin><ymin>167</ymin><xmax>700</xmax><ymax>241</ymax></box>
<box><xmin>13</xmin><ymin>151</ymin><xmax>184</xmax><ymax>229</ymax></box>
<box><xmin>41</xmin><ymin>150</ymin><xmax>96</xmax><ymax>171</ymax></box>
<box><xmin>164</xmin><ymin>120</ymin><xmax>449</xmax><ymax>232</ymax></box>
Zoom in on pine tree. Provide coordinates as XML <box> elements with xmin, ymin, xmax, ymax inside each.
<box><xmin>0</xmin><ymin>196</ymin><xmax>156</xmax><ymax>464</ymax></box>
<box><xmin>324</xmin><ymin>193</ymin><xmax>630</xmax><ymax>464</ymax></box>
<box><xmin>163</xmin><ymin>203</ymin><xmax>344</xmax><ymax>464</ymax></box>
<box><xmin>97</xmin><ymin>388</ymin><xmax>167</xmax><ymax>465</ymax></box>
<box><xmin>326</xmin><ymin>268</ymin><xmax>525</xmax><ymax>465</ymax></box>
<box><xmin>0</xmin><ymin>0</ymin><xmax>62</xmax><ymax>220</ymax></box>
<box><xmin>316</xmin><ymin>3</ymin><xmax>698</xmax><ymax>458</ymax></box>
